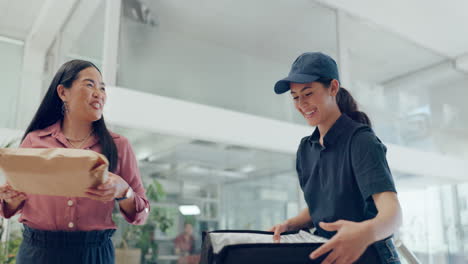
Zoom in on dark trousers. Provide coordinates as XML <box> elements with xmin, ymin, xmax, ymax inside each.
<box><xmin>17</xmin><ymin>225</ymin><xmax>116</xmax><ymax>264</ymax></box>
<box><xmin>356</xmin><ymin>237</ymin><xmax>401</xmax><ymax>264</ymax></box>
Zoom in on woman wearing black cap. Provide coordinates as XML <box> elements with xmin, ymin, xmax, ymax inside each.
<box><xmin>269</xmin><ymin>52</ymin><xmax>402</xmax><ymax>264</ymax></box>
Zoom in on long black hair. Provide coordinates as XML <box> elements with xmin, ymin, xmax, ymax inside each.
<box><xmin>22</xmin><ymin>60</ymin><xmax>118</xmax><ymax>172</ymax></box>
<box><xmin>316</xmin><ymin>77</ymin><xmax>372</xmax><ymax>128</ymax></box>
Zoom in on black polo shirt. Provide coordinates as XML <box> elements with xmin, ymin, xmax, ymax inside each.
<box><xmin>296</xmin><ymin>114</ymin><xmax>397</xmax><ymax>239</ymax></box>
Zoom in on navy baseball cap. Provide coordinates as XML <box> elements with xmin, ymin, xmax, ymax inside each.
<box><xmin>274</xmin><ymin>52</ymin><xmax>340</xmax><ymax>94</ymax></box>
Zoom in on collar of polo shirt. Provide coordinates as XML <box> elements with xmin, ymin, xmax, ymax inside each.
<box><xmin>307</xmin><ymin>114</ymin><xmax>354</xmax><ymax>147</ymax></box>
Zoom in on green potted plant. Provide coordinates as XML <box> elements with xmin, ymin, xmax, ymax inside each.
<box><xmin>115</xmin><ymin>179</ymin><xmax>174</xmax><ymax>264</ymax></box>
<box><xmin>0</xmin><ymin>138</ymin><xmax>22</xmax><ymax>263</ymax></box>
<box><xmin>0</xmin><ymin>230</ymin><xmax>22</xmax><ymax>264</ymax></box>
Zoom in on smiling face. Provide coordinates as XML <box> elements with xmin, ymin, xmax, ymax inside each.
<box><xmin>57</xmin><ymin>67</ymin><xmax>106</xmax><ymax>123</ymax></box>
<box><xmin>290</xmin><ymin>80</ymin><xmax>340</xmax><ymax>127</ymax></box>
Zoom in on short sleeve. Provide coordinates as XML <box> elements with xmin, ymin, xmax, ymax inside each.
<box><xmin>351</xmin><ymin>129</ymin><xmax>397</xmax><ymax>201</ymax></box>
<box><xmin>296</xmin><ymin>137</ymin><xmax>308</xmax><ymax>189</ymax></box>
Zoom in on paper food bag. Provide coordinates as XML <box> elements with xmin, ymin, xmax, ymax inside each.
<box><xmin>0</xmin><ymin>148</ymin><xmax>109</xmax><ymax>197</ymax></box>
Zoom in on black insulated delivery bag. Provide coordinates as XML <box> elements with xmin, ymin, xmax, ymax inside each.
<box><xmin>199</xmin><ymin>229</ymin><xmax>328</xmax><ymax>264</ymax></box>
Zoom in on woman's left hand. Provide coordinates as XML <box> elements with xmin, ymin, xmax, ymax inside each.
<box><xmin>85</xmin><ymin>172</ymin><xmax>129</xmax><ymax>202</ymax></box>
<box><xmin>310</xmin><ymin>220</ymin><xmax>374</xmax><ymax>264</ymax></box>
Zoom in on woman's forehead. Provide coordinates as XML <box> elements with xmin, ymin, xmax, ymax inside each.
<box><xmin>77</xmin><ymin>67</ymin><xmax>103</xmax><ymax>83</ymax></box>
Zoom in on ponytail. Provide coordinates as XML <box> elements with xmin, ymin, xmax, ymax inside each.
<box><xmin>316</xmin><ymin>78</ymin><xmax>372</xmax><ymax>128</ymax></box>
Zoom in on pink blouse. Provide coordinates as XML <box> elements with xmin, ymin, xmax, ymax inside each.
<box><xmin>0</xmin><ymin>121</ymin><xmax>150</xmax><ymax>231</ymax></box>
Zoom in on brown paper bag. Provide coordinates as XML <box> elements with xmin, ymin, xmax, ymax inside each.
<box><xmin>0</xmin><ymin>148</ymin><xmax>109</xmax><ymax>197</ymax></box>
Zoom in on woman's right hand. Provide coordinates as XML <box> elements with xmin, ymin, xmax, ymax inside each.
<box><xmin>268</xmin><ymin>221</ymin><xmax>290</xmax><ymax>243</ymax></box>
<box><xmin>0</xmin><ymin>184</ymin><xmax>27</xmax><ymax>206</ymax></box>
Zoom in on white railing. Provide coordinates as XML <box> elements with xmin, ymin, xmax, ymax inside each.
<box><xmin>395</xmin><ymin>239</ymin><xmax>421</xmax><ymax>264</ymax></box>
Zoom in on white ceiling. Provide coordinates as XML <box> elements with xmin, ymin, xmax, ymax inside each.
<box><xmin>3</xmin><ymin>0</ymin><xmax>466</xmax><ymax>57</ymax></box>
<box><xmin>151</xmin><ymin>0</ymin><xmax>338</xmax><ymax>65</ymax></box>
<box><xmin>113</xmin><ymin>125</ymin><xmax>295</xmax><ymax>184</ymax></box>
<box><xmin>2</xmin><ymin>0</ymin><xmax>462</xmax><ymax>82</ymax></box>
<box><xmin>0</xmin><ymin>0</ymin><xmax>44</xmax><ymax>40</ymax></box>
<box><xmin>317</xmin><ymin>0</ymin><xmax>468</xmax><ymax>58</ymax></box>
<box><xmin>146</xmin><ymin>0</ymin><xmax>449</xmax><ymax>84</ymax></box>
<box><xmin>344</xmin><ymin>13</ymin><xmax>444</xmax><ymax>83</ymax></box>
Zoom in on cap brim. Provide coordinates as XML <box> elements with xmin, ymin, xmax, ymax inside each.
<box><xmin>274</xmin><ymin>74</ymin><xmax>321</xmax><ymax>94</ymax></box>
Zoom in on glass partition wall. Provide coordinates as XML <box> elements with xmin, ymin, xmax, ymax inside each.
<box><xmin>110</xmin><ymin>125</ymin><xmax>299</xmax><ymax>264</ymax></box>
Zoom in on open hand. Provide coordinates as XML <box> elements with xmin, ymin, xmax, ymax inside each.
<box><xmin>310</xmin><ymin>220</ymin><xmax>373</xmax><ymax>264</ymax></box>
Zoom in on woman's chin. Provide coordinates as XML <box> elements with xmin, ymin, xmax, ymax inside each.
<box><xmin>87</xmin><ymin>114</ymin><xmax>102</xmax><ymax>122</ymax></box>
<box><xmin>305</xmin><ymin>118</ymin><xmax>320</xmax><ymax>127</ymax></box>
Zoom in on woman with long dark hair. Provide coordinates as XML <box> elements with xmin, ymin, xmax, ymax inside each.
<box><xmin>269</xmin><ymin>52</ymin><xmax>402</xmax><ymax>264</ymax></box>
<box><xmin>0</xmin><ymin>60</ymin><xmax>150</xmax><ymax>264</ymax></box>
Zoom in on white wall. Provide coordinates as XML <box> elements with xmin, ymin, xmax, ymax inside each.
<box><xmin>0</xmin><ymin>41</ymin><xmax>23</xmax><ymax>129</ymax></box>
<box><xmin>117</xmin><ymin>18</ymin><xmax>304</xmax><ymax>125</ymax></box>
<box><xmin>105</xmin><ymin>86</ymin><xmax>468</xmax><ymax>183</ymax></box>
